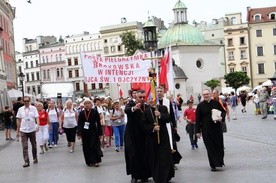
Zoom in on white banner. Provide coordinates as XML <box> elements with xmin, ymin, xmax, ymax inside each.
<box><xmin>80</xmin><ymin>53</ymin><xmax>152</xmax><ymax>83</ymax></box>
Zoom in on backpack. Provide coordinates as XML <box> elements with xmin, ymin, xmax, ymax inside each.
<box><xmin>47</xmin><ymin>107</ymin><xmax>60</xmax><ymax>118</ymax></box>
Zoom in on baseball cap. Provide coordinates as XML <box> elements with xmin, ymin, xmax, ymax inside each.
<box><xmin>187</xmin><ymin>100</ymin><xmax>194</xmax><ymax>104</ymax></box>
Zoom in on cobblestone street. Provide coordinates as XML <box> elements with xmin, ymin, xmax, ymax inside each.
<box><xmin>0</xmin><ymin>101</ymin><xmax>275</xmax><ymax>183</ymax></box>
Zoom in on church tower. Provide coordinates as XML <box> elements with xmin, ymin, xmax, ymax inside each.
<box><xmin>143</xmin><ymin>17</ymin><xmax>157</xmax><ymax>51</ymax></box>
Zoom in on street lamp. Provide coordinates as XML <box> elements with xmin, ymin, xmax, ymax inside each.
<box><xmin>18</xmin><ymin>72</ymin><xmax>25</xmax><ymax>98</ymax></box>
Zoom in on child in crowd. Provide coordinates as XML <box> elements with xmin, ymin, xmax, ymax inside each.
<box><xmin>183</xmin><ymin>100</ymin><xmax>198</xmax><ymax>150</ymax></box>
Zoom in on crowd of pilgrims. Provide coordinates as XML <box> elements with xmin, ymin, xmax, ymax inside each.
<box><xmin>4</xmin><ymin>86</ymin><xmax>229</xmax><ymax>183</ymax></box>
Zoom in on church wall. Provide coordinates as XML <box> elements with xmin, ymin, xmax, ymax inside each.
<box><xmin>172</xmin><ymin>45</ymin><xmax>222</xmax><ymax>102</ymax></box>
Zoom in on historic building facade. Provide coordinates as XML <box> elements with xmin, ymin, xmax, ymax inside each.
<box><xmin>247</xmin><ymin>6</ymin><xmax>276</xmax><ymax>87</ymax></box>
<box><xmin>0</xmin><ymin>0</ymin><xmax>16</xmax><ymax>90</ymax></box>
<box><xmin>64</xmin><ymin>32</ymin><xmax>103</xmax><ymax>97</ymax></box>
<box><xmin>159</xmin><ymin>0</ymin><xmax>222</xmax><ymax>102</ymax></box>
<box><xmin>224</xmin><ymin>12</ymin><xmax>252</xmax><ymax>86</ymax></box>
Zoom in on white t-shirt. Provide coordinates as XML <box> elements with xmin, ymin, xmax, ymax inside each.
<box><xmin>16</xmin><ymin>105</ymin><xmax>39</xmax><ymax>133</ymax></box>
<box><xmin>48</xmin><ymin>108</ymin><xmax>59</xmax><ymax>123</ymax></box>
<box><xmin>63</xmin><ymin>108</ymin><xmax>77</xmax><ymax>128</ymax></box>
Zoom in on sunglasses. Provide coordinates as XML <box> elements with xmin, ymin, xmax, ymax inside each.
<box><xmin>24</xmin><ymin>100</ymin><xmax>30</xmax><ymax>102</ymax></box>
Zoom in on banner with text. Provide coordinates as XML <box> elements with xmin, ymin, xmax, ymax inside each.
<box><xmin>80</xmin><ymin>53</ymin><xmax>152</xmax><ymax>83</ymax></box>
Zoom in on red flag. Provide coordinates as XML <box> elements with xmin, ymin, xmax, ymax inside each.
<box><xmin>131</xmin><ymin>82</ymin><xmax>151</xmax><ymax>99</ymax></box>
<box><xmin>159</xmin><ymin>51</ymin><xmax>169</xmax><ymax>92</ymax></box>
<box><xmin>118</xmin><ymin>84</ymin><xmax>123</xmax><ymax>98</ymax></box>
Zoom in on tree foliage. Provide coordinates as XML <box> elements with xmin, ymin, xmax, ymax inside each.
<box><xmin>204</xmin><ymin>79</ymin><xmax>220</xmax><ymax>90</ymax></box>
<box><xmin>224</xmin><ymin>71</ymin><xmax>250</xmax><ymax>91</ymax></box>
<box><xmin>120</xmin><ymin>31</ymin><xmax>144</xmax><ymax>56</ymax></box>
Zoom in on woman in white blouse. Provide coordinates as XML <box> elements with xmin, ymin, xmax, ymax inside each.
<box><xmin>59</xmin><ymin>99</ymin><xmax>78</xmax><ymax>153</ymax></box>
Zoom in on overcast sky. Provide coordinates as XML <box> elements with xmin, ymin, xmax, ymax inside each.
<box><xmin>9</xmin><ymin>0</ymin><xmax>276</xmax><ymax>52</ymax></box>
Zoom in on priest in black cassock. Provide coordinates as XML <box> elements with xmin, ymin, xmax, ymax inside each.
<box><xmin>77</xmin><ymin>99</ymin><xmax>103</xmax><ymax>167</ymax></box>
<box><xmin>142</xmin><ymin>97</ymin><xmax>175</xmax><ymax>183</ymax></box>
<box><xmin>124</xmin><ymin>90</ymin><xmax>151</xmax><ymax>183</ymax></box>
<box><xmin>195</xmin><ymin>89</ymin><xmax>226</xmax><ymax>172</ymax></box>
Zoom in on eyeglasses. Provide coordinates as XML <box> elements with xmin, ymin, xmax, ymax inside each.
<box><xmin>139</xmin><ymin>96</ymin><xmax>145</xmax><ymax>99</ymax></box>
<box><xmin>24</xmin><ymin>100</ymin><xmax>30</xmax><ymax>102</ymax></box>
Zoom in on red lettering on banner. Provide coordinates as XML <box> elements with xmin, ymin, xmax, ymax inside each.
<box><xmin>98</xmin><ymin>70</ymin><xmax>103</xmax><ymax>75</ymax></box>
<box><xmin>100</xmin><ymin>77</ymin><xmax>110</xmax><ymax>82</ymax></box>
<box><xmin>136</xmin><ymin>63</ymin><xmax>140</xmax><ymax>68</ymax></box>
<box><xmin>85</xmin><ymin>77</ymin><xmax>98</xmax><ymax>82</ymax></box>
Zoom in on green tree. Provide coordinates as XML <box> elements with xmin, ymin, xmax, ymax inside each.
<box><xmin>120</xmin><ymin>31</ymin><xmax>144</xmax><ymax>56</ymax></box>
<box><xmin>224</xmin><ymin>71</ymin><xmax>250</xmax><ymax>91</ymax></box>
<box><xmin>204</xmin><ymin>79</ymin><xmax>220</xmax><ymax>90</ymax></box>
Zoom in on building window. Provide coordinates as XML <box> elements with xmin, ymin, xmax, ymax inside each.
<box><xmin>60</xmin><ymin>68</ymin><xmax>63</xmax><ymax>77</ymax></box>
<box><xmin>104</xmin><ymin>39</ymin><xmax>107</xmax><ymax>43</ymax></box>
<box><xmin>111</xmin><ymin>46</ymin><xmax>115</xmax><ymax>53</ymax></box>
<box><xmin>258</xmin><ymin>63</ymin><xmax>265</xmax><ymax>74</ymax></box>
<box><xmin>68</xmin><ymin>70</ymin><xmax>72</xmax><ymax>78</ymax></box>
<box><xmin>25</xmin><ymin>62</ymin><xmax>28</xmax><ymax>69</ymax></box>
<box><xmin>36</xmin><ymin>60</ymin><xmax>38</xmax><ymax>67</ymax></box>
<box><xmin>241</xmin><ymin>50</ymin><xmax>247</xmax><ymax>59</ymax></box>
<box><xmin>257</xmin><ymin>46</ymin><xmax>264</xmax><ymax>56</ymax></box>
<box><xmin>32</xmin><ymin>86</ymin><xmax>36</xmax><ymax>94</ymax></box>
<box><xmin>31</xmin><ymin>72</ymin><xmax>34</xmax><ymax>81</ymax></box>
<box><xmin>99</xmin><ymin>83</ymin><xmax>103</xmax><ymax>89</ymax></box>
<box><xmin>55</xmin><ymin>54</ymin><xmax>58</xmax><ymax>61</ymax></box>
<box><xmin>270</xmin><ymin>13</ymin><xmax>275</xmax><ymax>20</ymax></box>
<box><xmin>229</xmin><ymin>68</ymin><xmax>235</xmax><ymax>73</ymax></box>
<box><xmin>254</xmin><ymin>15</ymin><xmax>261</xmax><ymax>21</ymax></box>
<box><xmin>46</xmin><ymin>56</ymin><xmax>48</xmax><ymax>62</ymax></box>
<box><xmin>27</xmin><ymin>87</ymin><xmax>30</xmax><ymax>93</ymax></box>
<box><xmin>196</xmin><ymin>59</ymin><xmax>203</xmax><ymax>69</ymax></box>
<box><xmin>68</xmin><ymin>58</ymin><xmax>72</xmax><ymax>66</ymax></box>
<box><xmin>227</xmin><ymin>38</ymin><xmax>233</xmax><ymax>46</ymax></box>
<box><xmin>256</xmin><ymin>30</ymin><xmax>262</xmax><ymax>37</ymax></box>
<box><xmin>76</xmin><ymin>83</ymin><xmax>80</xmax><ymax>91</ymax></box>
<box><xmin>118</xmin><ymin>45</ymin><xmax>122</xmax><ymax>52</ymax></box>
<box><xmin>30</xmin><ymin>61</ymin><xmax>33</xmax><ymax>68</ymax></box>
<box><xmin>43</xmin><ymin>70</ymin><xmax>46</xmax><ymax>79</ymax></box>
<box><xmin>26</xmin><ymin>73</ymin><xmax>29</xmax><ymax>82</ymax></box>
<box><xmin>37</xmin><ymin>86</ymin><xmax>40</xmax><ymax>94</ymax></box>
<box><xmin>104</xmin><ymin>46</ymin><xmax>109</xmax><ymax>54</ymax></box>
<box><xmin>274</xmin><ymin>45</ymin><xmax>276</xmax><ymax>55</ymax></box>
<box><xmin>230</xmin><ymin>17</ymin><xmax>236</xmax><ymax>25</ymax></box>
<box><xmin>57</xmin><ymin>68</ymin><xmax>60</xmax><ymax>77</ymax></box>
<box><xmin>75</xmin><ymin>70</ymin><xmax>79</xmax><ymax>77</ymax></box>
<box><xmin>19</xmin><ymin>66</ymin><xmax>22</xmax><ymax>72</ymax></box>
<box><xmin>59</xmin><ymin>54</ymin><xmax>62</xmax><ymax>61</ymax></box>
<box><xmin>74</xmin><ymin>58</ymin><xmax>78</xmax><ymax>65</ymax></box>
<box><xmin>36</xmin><ymin>72</ymin><xmax>39</xmax><ymax>80</ymax></box>
<box><xmin>274</xmin><ymin>62</ymin><xmax>276</xmax><ymax>71</ymax></box>
<box><xmin>241</xmin><ymin>66</ymin><xmax>247</xmax><ymax>72</ymax></box>
<box><xmin>91</xmin><ymin>83</ymin><xmax>96</xmax><ymax>90</ymax></box>
<box><xmin>47</xmin><ymin>69</ymin><xmax>50</xmax><ymax>79</ymax></box>
<box><xmin>240</xmin><ymin>37</ymin><xmax>245</xmax><ymax>45</ymax></box>
<box><xmin>273</xmin><ymin>28</ymin><xmax>276</xmax><ymax>36</ymax></box>
<box><xmin>228</xmin><ymin>51</ymin><xmax>234</xmax><ymax>60</ymax></box>
<box><xmin>42</xmin><ymin>56</ymin><xmax>45</xmax><ymax>63</ymax></box>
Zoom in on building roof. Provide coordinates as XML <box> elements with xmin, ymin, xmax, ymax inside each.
<box><xmin>247</xmin><ymin>6</ymin><xmax>276</xmax><ymax>23</ymax></box>
<box><xmin>173</xmin><ymin>0</ymin><xmax>187</xmax><ymax>10</ymax></box>
<box><xmin>143</xmin><ymin>18</ymin><xmax>156</xmax><ymax>28</ymax></box>
<box><xmin>173</xmin><ymin>63</ymin><xmax>188</xmax><ymax>79</ymax></box>
<box><xmin>159</xmin><ymin>24</ymin><xmax>205</xmax><ymax>46</ymax></box>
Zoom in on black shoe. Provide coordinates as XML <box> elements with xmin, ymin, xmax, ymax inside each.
<box><xmin>23</xmin><ymin>162</ymin><xmax>30</xmax><ymax>168</ymax></box>
<box><xmin>195</xmin><ymin>143</ymin><xmax>198</xmax><ymax>148</ymax></box>
<box><xmin>141</xmin><ymin>178</ymin><xmax>149</xmax><ymax>182</ymax></box>
<box><xmin>262</xmin><ymin>116</ymin><xmax>267</xmax><ymax>119</ymax></box>
<box><xmin>211</xmin><ymin>167</ymin><xmax>216</xmax><ymax>172</ymax></box>
<box><xmin>33</xmin><ymin>159</ymin><xmax>38</xmax><ymax>164</ymax></box>
<box><xmin>131</xmin><ymin>178</ymin><xmax>137</xmax><ymax>183</ymax></box>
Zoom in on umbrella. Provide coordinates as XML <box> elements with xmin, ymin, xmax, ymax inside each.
<box><xmin>238</xmin><ymin>86</ymin><xmax>251</xmax><ymax>91</ymax></box>
<box><xmin>262</xmin><ymin>80</ymin><xmax>273</xmax><ymax>87</ymax></box>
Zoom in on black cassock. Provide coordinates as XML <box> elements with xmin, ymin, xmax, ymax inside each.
<box><xmin>142</xmin><ymin>105</ymin><xmax>174</xmax><ymax>183</ymax></box>
<box><xmin>78</xmin><ymin>109</ymin><xmax>103</xmax><ymax>166</ymax></box>
<box><xmin>124</xmin><ymin>100</ymin><xmax>151</xmax><ymax>180</ymax></box>
<box><xmin>195</xmin><ymin>99</ymin><xmax>226</xmax><ymax>168</ymax></box>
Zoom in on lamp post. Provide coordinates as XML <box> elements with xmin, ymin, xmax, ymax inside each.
<box><xmin>18</xmin><ymin>72</ymin><xmax>25</xmax><ymax>98</ymax></box>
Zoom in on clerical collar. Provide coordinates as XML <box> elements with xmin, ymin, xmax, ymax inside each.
<box><xmin>204</xmin><ymin>99</ymin><xmax>212</xmax><ymax>103</ymax></box>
